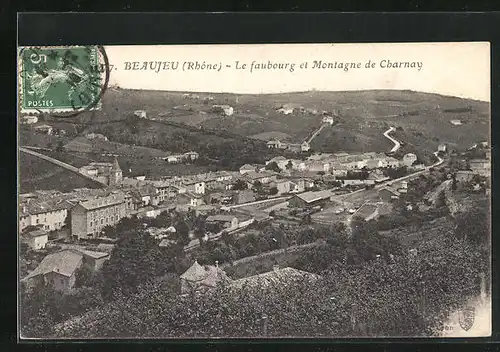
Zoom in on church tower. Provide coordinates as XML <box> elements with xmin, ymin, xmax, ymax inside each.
<box><xmin>109</xmin><ymin>156</ymin><xmax>123</xmax><ymax>186</ymax></box>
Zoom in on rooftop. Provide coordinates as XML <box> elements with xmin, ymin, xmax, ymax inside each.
<box><xmin>180</xmin><ymin>260</ymin><xmax>231</xmax><ymax>287</ymax></box>
<box><xmin>294</xmin><ymin>190</ymin><xmax>332</xmax><ymax>203</ymax></box>
<box><xmin>22</xmin><ymin>250</ymin><xmax>83</xmax><ymax>280</ymax></box>
<box><xmin>78</xmin><ymin>193</ymin><xmax>126</xmax><ymax>211</ymax></box>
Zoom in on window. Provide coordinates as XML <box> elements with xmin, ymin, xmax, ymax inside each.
<box><xmin>100</xmin><ymin>219</ymin><xmax>103</xmax><ymax>224</ymax></box>
<box><xmin>36</xmin><ymin>219</ymin><xmax>39</xmax><ymax>224</ymax></box>
<box><xmin>90</xmin><ymin>221</ymin><xmax>93</xmax><ymax>227</ymax></box>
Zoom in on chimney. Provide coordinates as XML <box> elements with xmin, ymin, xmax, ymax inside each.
<box><xmin>273</xmin><ymin>264</ymin><xmax>279</xmax><ymax>272</ymax></box>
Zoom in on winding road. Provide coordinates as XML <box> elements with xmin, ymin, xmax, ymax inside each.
<box><xmin>383</xmin><ymin>126</ymin><xmax>401</xmax><ymax>153</ymax></box>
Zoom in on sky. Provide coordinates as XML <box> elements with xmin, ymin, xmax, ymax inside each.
<box><xmin>104</xmin><ymin>42</ymin><xmax>490</xmax><ymax>102</ymax></box>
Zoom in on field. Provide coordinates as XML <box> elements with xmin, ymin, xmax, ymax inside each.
<box><xmin>66</xmin><ymin>88</ymin><xmax>489</xmax><ymax>155</ymax></box>
<box><xmin>19</xmin><ymin>153</ymin><xmax>102</xmax><ymax>193</ymax></box>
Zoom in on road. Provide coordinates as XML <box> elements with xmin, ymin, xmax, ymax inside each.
<box><xmin>305</xmin><ymin>123</ymin><xmax>327</xmax><ymax>145</ymax></box>
<box><xmin>383</xmin><ymin>126</ymin><xmax>401</xmax><ymax>153</ymax></box>
<box><xmin>314</xmin><ymin>150</ymin><xmax>445</xmax><ymax>226</ymax></box>
<box><xmin>222</xmin><ymin>196</ymin><xmax>291</xmax><ymax>210</ymax></box>
<box><xmin>19</xmin><ymin>147</ymin><xmax>107</xmax><ymax>186</ymax></box>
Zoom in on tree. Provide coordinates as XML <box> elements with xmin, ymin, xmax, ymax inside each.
<box><xmin>269</xmin><ymin>187</ymin><xmax>278</xmax><ymax>196</ymax></box>
<box><xmin>55</xmin><ymin>140</ymin><xmax>64</xmax><ymax>152</ymax></box>
<box><xmin>99</xmin><ymin>230</ymin><xmax>163</xmax><ymax>300</ymax></box>
<box><xmin>265</xmin><ymin>162</ymin><xmax>281</xmax><ymax>173</ymax></box>
<box><xmin>286</xmin><ymin>160</ymin><xmax>293</xmax><ymax>170</ymax></box>
<box><xmin>233</xmin><ymin>179</ymin><xmax>248</xmax><ymax>191</ymax></box>
<box><xmin>252</xmin><ymin>180</ymin><xmax>264</xmax><ymax>194</ymax></box>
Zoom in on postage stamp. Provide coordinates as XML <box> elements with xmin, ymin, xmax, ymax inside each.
<box><xmin>18</xmin><ymin>46</ymin><xmax>107</xmax><ymax>115</ymax></box>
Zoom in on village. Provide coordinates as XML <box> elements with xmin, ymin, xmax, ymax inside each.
<box><xmin>19</xmin><ymin>129</ymin><xmax>491</xmax><ymax>297</ymax></box>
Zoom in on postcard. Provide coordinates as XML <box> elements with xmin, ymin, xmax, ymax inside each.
<box><xmin>18</xmin><ymin>42</ymin><xmax>491</xmax><ymax>339</ymax></box>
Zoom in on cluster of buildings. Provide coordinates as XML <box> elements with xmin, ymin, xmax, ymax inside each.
<box><xmin>266</xmin><ymin>140</ymin><xmax>311</xmax><ymax>153</ymax></box>
<box><xmin>263</xmin><ymin>151</ymin><xmax>419</xmax><ymax>177</ymax></box>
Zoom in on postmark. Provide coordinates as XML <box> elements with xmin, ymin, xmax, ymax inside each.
<box><xmin>18</xmin><ymin>45</ymin><xmax>110</xmax><ymax>117</ymax></box>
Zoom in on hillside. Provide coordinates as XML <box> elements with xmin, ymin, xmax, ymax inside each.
<box><xmin>19</xmin><ymin>153</ymin><xmax>102</xmax><ymax>193</ymax></box>
<box><xmin>64</xmin><ymin>88</ymin><xmax>489</xmax><ymax>154</ymax></box>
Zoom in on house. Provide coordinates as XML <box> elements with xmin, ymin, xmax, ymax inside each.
<box><xmin>134</xmin><ymin>110</ymin><xmax>147</xmax><ymax>118</ymax></box>
<box><xmin>85</xmin><ymin>133</ymin><xmax>108</xmax><ymax>141</ymax></box>
<box><xmin>277</xmin><ymin>106</ymin><xmax>294</xmax><ymax>115</ymax></box>
<box><xmin>180</xmin><ymin>260</ymin><xmax>232</xmax><ymax>294</ymax></box>
<box><xmin>206</xmin><ymin>214</ymin><xmax>239</xmax><ymax>230</ymax></box>
<box><xmin>22</xmin><ymin>229</ymin><xmax>49</xmax><ymax>250</ymax></box>
<box><xmin>20</xmin><ymin>115</ymin><xmax>38</xmax><ymax>124</ymax></box>
<box><xmin>34</xmin><ymin>124</ymin><xmax>53</xmax><ymax>135</ymax></box>
<box><xmin>402</xmin><ymin>153</ymin><xmax>418</xmax><ymax>167</ymax></box>
<box><xmin>182</xmin><ymin>180</ymin><xmax>206</xmax><ymax>194</ymax></box>
<box><xmin>183</xmin><ymin>151</ymin><xmax>199</xmax><ymax>161</ymax></box>
<box><xmin>438</xmin><ymin>143</ymin><xmax>447</xmax><ymax>152</ymax></box>
<box><xmin>177</xmin><ymin>192</ymin><xmax>205</xmax><ymax>208</ymax></box>
<box><xmin>21</xmin><ymin>249</ymin><xmax>109</xmax><ymax>293</ymax></box>
<box><xmin>378</xmin><ymin>187</ymin><xmax>400</xmax><ymax>202</ymax></box>
<box><xmin>211</xmin><ymin>105</ymin><xmax>234</xmax><ymax>116</ymax></box>
<box><xmin>244</xmin><ymin>171</ymin><xmax>276</xmax><ymax>185</ymax></box>
<box><xmin>79</xmin><ymin>165</ymin><xmax>99</xmax><ymax>177</ymax></box>
<box><xmin>70</xmin><ymin>192</ymin><xmax>127</xmax><ymax>239</ymax></box>
<box><xmin>450</xmin><ymin>119</ymin><xmax>463</xmax><ymax>126</ymax></box>
<box><xmin>266</xmin><ymin>139</ymin><xmax>283</xmax><ymax>149</ymax></box>
<box><xmin>301</xmin><ymin>141</ymin><xmax>311</xmax><ymax>152</ymax></box>
<box><xmin>21</xmin><ymin>250</ymin><xmax>83</xmax><ymax>292</ymax></box>
<box><xmin>19</xmin><ymin>198</ymin><xmax>74</xmax><ymax>233</ymax></box>
<box><xmin>273</xmin><ymin>180</ymin><xmax>292</xmax><ymax>195</ymax></box>
<box><xmin>307</xmin><ymin>161</ymin><xmax>329</xmax><ymax>173</ymax></box>
<box><xmin>288</xmin><ymin>190</ymin><xmax>331</xmax><ymax>208</ymax></box>
<box><xmin>206</xmin><ymin>192</ymin><xmax>233</xmax><ymax>205</ymax></box>
<box><xmin>385</xmin><ymin>157</ymin><xmax>402</xmax><ymax>168</ymax></box>
<box><xmin>77</xmin><ymin>249</ymin><xmax>110</xmax><ymax>271</ymax></box>
<box><xmin>266</xmin><ymin>156</ymin><xmax>289</xmax><ymax>169</ymax></box>
<box><xmin>239</xmin><ymin>164</ymin><xmax>257</xmax><ymax>175</ymax></box>
<box><xmin>322</xmin><ymin>116</ymin><xmax>334</xmax><ymax>125</ymax></box>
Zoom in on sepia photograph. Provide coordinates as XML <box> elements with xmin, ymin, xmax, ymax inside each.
<box><xmin>17</xmin><ymin>42</ymin><xmax>491</xmax><ymax>339</ymax></box>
